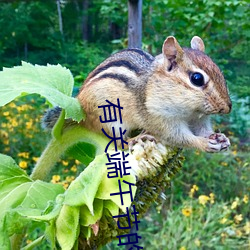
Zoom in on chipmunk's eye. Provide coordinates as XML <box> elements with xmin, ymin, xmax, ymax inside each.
<box><xmin>190</xmin><ymin>72</ymin><xmax>204</xmax><ymax>87</ymax></box>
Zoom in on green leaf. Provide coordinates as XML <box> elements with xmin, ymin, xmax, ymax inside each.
<box><xmin>52</xmin><ymin>109</ymin><xmax>66</xmax><ymax>139</ymax></box>
<box><xmin>96</xmin><ymin>171</ymin><xmax>136</xmax><ymax>213</ymax></box>
<box><xmin>64</xmin><ymin>151</ymin><xmax>136</xmax><ymax>214</ymax></box>
<box><xmin>45</xmin><ymin>220</ymin><xmax>56</xmax><ymax>249</ymax></box>
<box><xmin>0</xmin><ymin>154</ymin><xmax>65</xmax><ymax>244</ymax></box>
<box><xmin>0</xmin><ymin>176</ymin><xmax>32</xmax><ymax>201</ymax></box>
<box><xmin>0</xmin><ymin>182</ymin><xmax>33</xmax><ymax>218</ymax></box>
<box><xmin>66</xmin><ymin>142</ymin><xmax>96</xmax><ymax>166</ymax></box>
<box><xmin>0</xmin><ymin>62</ymin><xmax>85</xmax><ymax>122</ymax></box>
<box><xmin>63</xmin><ymin>154</ymin><xmax>107</xmax><ymax>213</ymax></box>
<box><xmin>20</xmin><ymin>181</ymin><xmax>64</xmax><ymax>213</ymax></box>
<box><xmin>0</xmin><ymin>181</ymin><xmax>64</xmax><ymax>239</ymax></box>
<box><xmin>3</xmin><ymin>210</ymin><xmax>31</xmax><ymax>237</ymax></box>
<box><xmin>0</xmin><ymin>154</ymin><xmax>30</xmax><ymax>181</ymax></box>
<box><xmin>26</xmin><ymin>198</ymin><xmax>63</xmax><ymax>222</ymax></box>
<box><xmin>79</xmin><ymin>199</ymin><xmax>103</xmax><ymax>227</ymax></box>
<box><xmin>103</xmin><ymin>200</ymin><xmax>119</xmax><ymax>217</ymax></box>
<box><xmin>56</xmin><ymin>205</ymin><xmax>80</xmax><ymax>250</ymax></box>
<box><xmin>0</xmin><ymin>231</ymin><xmax>10</xmax><ymax>250</ymax></box>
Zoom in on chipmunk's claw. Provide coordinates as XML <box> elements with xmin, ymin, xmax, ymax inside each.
<box><xmin>128</xmin><ymin>134</ymin><xmax>156</xmax><ymax>152</ymax></box>
<box><xmin>207</xmin><ymin>133</ymin><xmax>230</xmax><ymax>152</ymax></box>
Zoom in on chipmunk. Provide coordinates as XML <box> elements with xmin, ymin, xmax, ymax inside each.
<box><xmin>44</xmin><ymin>36</ymin><xmax>232</xmax><ymax>153</ymax></box>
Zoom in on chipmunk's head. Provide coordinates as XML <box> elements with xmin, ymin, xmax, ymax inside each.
<box><xmin>157</xmin><ymin>36</ymin><xmax>232</xmax><ymax>115</ymax></box>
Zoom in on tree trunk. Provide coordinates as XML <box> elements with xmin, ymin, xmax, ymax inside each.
<box><xmin>128</xmin><ymin>0</ymin><xmax>142</xmax><ymax>49</ymax></box>
<box><xmin>56</xmin><ymin>0</ymin><xmax>64</xmax><ymax>36</ymax></box>
<box><xmin>82</xmin><ymin>0</ymin><xmax>89</xmax><ymax>41</ymax></box>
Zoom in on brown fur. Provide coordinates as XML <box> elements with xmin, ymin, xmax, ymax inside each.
<box><xmin>77</xmin><ymin>36</ymin><xmax>231</xmax><ymax>152</ymax></box>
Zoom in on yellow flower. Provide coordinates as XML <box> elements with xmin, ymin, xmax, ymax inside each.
<box><xmin>209</xmin><ymin>193</ymin><xmax>215</xmax><ymax>204</ymax></box>
<box><xmin>179</xmin><ymin>247</ymin><xmax>186</xmax><ymax>250</ymax></box>
<box><xmin>11</xmin><ymin>119</ymin><xmax>18</xmax><ymax>127</ymax></box>
<box><xmin>3</xmin><ymin>111</ymin><xmax>9</xmax><ymax>116</ymax></box>
<box><xmin>234</xmin><ymin>214</ymin><xmax>243</xmax><ymax>224</ymax></box>
<box><xmin>3</xmin><ymin>138</ymin><xmax>9</xmax><ymax>145</ymax></box>
<box><xmin>63</xmin><ymin>182</ymin><xmax>69</xmax><ymax>189</ymax></box>
<box><xmin>220</xmin><ymin>217</ymin><xmax>228</xmax><ymax>224</ymax></box>
<box><xmin>182</xmin><ymin>207</ymin><xmax>192</xmax><ymax>217</ymax></box>
<box><xmin>17</xmin><ymin>105</ymin><xmax>30</xmax><ymax>112</ymax></box>
<box><xmin>221</xmin><ymin>232</ymin><xmax>227</xmax><ymax>238</ymax></box>
<box><xmin>244</xmin><ymin>221</ymin><xmax>250</xmax><ymax>234</ymax></box>
<box><xmin>189</xmin><ymin>184</ymin><xmax>199</xmax><ymax>197</ymax></box>
<box><xmin>221</xmin><ymin>162</ymin><xmax>228</xmax><ymax>167</ymax></box>
<box><xmin>18</xmin><ymin>152</ymin><xmax>30</xmax><ymax>159</ymax></box>
<box><xmin>194</xmin><ymin>238</ymin><xmax>201</xmax><ymax>247</ymax></box>
<box><xmin>26</xmin><ymin>121</ymin><xmax>33</xmax><ymax>129</ymax></box>
<box><xmin>198</xmin><ymin>195</ymin><xmax>210</xmax><ymax>206</ymax></box>
<box><xmin>0</xmin><ymin>130</ymin><xmax>8</xmax><ymax>138</ymax></box>
<box><xmin>223</xmin><ymin>205</ymin><xmax>228</xmax><ymax>210</ymax></box>
<box><xmin>231</xmin><ymin>198</ymin><xmax>240</xmax><ymax>209</ymax></box>
<box><xmin>235</xmin><ymin>157</ymin><xmax>242</xmax><ymax>163</ymax></box>
<box><xmin>51</xmin><ymin>175</ymin><xmax>61</xmax><ymax>183</ymax></box>
<box><xmin>4</xmin><ymin>147</ymin><xmax>10</xmax><ymax>152</ymax></box>
<box><xmin>66</xmin><ymin>176</ymin><xmax>75</xmax><ymax>182</ymax></box>
<box><xmin>232</xmin><ymin>150</ymin><xmax>237</xmax><ymax>156</ymax></box>
<box><xmin>70</xmin><ymin>165</ymin><xmax>77</xmax><ymax>172</ymax></box>
<box><xmin>243</xmin><ymin>195</ymin><xmax>248</xmax><ymax>204</ymax></box>
<box><xmin>75</xmin><ymin>159</ymin><xmax>81</xmax><ymax>165</ymax></box>
<box><xmin>62</xmin><ymin>160</ymin><xmax>69</xmax><ymax>166</ymax></box>
<box><xmin>19</xmin><ymin>161</ymin><xmax>28</xmax><ymax>169</ymax></box>
<box><xmin>236</xmin><ymin>229</ymin><xmax>243</xmax><ymax>237</ymax></box>
<box><xmin>32</xmin><ymin>157</ymin><xmax>39</xmax><ymax>162</ymax></box>
<box><xmin>9</xmin><ymin>102</ymin><xmax>16</xmax><ymax>108</ymax></box>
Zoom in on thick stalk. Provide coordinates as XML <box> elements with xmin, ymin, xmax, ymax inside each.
<box><xmin>30</xmin><ymin>126</ymin><xmax>109</xmax><ymax>181</ymax></box>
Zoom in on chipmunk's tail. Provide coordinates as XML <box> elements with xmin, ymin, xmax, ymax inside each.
<box><xmin>41</xmin><ymin>106</ymin><xmax>62</xmax><ymax>130</ymax></box>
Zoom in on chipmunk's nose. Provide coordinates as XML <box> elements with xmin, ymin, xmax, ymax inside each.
<box><xmin>219</xmin><ymin>101</ymin><xmax>232</xmax><ymax>114</ymax></box>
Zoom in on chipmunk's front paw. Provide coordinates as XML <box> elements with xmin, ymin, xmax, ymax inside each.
<box><xmin>206</xmin><ymin>133</ymin><xmax>230</xmax><ymax>152</ymax></box>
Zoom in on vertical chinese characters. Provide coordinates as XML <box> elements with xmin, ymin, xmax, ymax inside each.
<box><xmin>98</xmin><ymin>99</ymin><xmax>143</xmax><ymax>249</ymax></box>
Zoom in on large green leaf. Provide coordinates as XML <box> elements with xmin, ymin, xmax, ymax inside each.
<box><xmin>56</xmin><ymin>205</ymin><xmax>80</xmax><ymax>250</ymax></box>
<box><xmin>0</xmin><ymin>176</ymin><xmax>31</xmax><ymax>201</ymax></box>
<box><xmin>79</xmin><ymin>199</ymin><xmax>103</xmax><ymax>227</ymax></box>
<box><xmin>0</xmin><ymin>154</ymin><xmax>65</xmax><ymax>249</ymax></box>
<box><xmin>63</xmin><ymin>154</ymin><xmax>107</xmax><ymax>213</ymax></box>
<box><xmin>64</xmin><ymin>151</ymin><xmax>136</xmax><ymax>214</ymax></box>
<box><xmin>0</xmin><ymin>62</ymin><xmax>85</xmax><ymax>121</ymax></box>
<box><xmin>96</xmin><ymin>173</ymin><xmax>136</xmax><ymax>213</ymax></box>
<box><xmin>20</xmin><ymin>181</ymin><xmax>64</xmax><ymax>213</ymax></box>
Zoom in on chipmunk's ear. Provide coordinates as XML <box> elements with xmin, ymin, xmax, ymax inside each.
<box><xmin>162</xmin><ymin>36</ymin><xmax>184</xmax><ymax>63</ymax></box>
<box><xmin>191</xmin><ymin>36</ymin><xmax>205</xmax><ymax>52</ymax></box>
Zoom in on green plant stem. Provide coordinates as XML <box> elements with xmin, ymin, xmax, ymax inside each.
<box><xmin>30</xmin><ymin>126</ymin><xmax>109</xmax><ymax>181</ymax></box>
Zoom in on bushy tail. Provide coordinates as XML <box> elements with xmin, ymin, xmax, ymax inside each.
<box><xmin>41</xmin><ymin>106</ymin><xmax>62</xmax><ymax>130</ymax></box>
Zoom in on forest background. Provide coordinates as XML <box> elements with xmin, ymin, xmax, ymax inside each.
<box><xmin>0</xmin><ymin>0</ymin><xmax>249</xmax><ymax>249</ymax></box>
